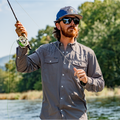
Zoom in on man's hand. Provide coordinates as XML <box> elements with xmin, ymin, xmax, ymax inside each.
<box><xmin>74</xmin><ymin>67</ymin><xmax>88</xmax><ymax>84</ymax></box>
<box><xmin>15</xmin><ymin>21</ymin><xmax>27</xmax><ymax>37</ymax></box>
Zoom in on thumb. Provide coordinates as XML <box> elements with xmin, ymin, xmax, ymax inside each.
<box><xmin>73</xmin><ymin>67</ymin><xmax>77</xmax><ymax>76</ymax></box>
<box><xmin>74</xmin><ymin>67</ymin><xmax>77</xmax><ymax>71</ymax></box>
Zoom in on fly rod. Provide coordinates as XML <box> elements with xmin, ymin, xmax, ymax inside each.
<box><xmin>7</xmin><ymin>0</ymin><xmax>31</xmax><ymax>50</ymax></box>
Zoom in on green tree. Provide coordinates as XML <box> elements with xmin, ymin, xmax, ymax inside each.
<box><xmin>77</xmin><ymin>0</ymin><xmax>120</xmax><ymax>87</ymax></box>
<box><xmin>0</xmin><ymin>69</ymin><xmax>8</xmax><ymax>93</ymax></box>
<box><xmin>5</xmin><ymin>54</ymin><xmax>22</xmax><ymax>92</ymax></box>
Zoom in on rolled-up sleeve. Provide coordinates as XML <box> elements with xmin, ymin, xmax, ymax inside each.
<box><xmin>84</xmin><ymin>51</ymin><xmax>105</xmax><ymax>92</ymax></box>
<box><xmin>16</xmin><ymin>46</ymin><xmax>41</xmax><ymax>73</ymax></box>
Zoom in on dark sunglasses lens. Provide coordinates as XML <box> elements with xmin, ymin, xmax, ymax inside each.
<box><xmin>62</xmin><ymin>18</ymin><xmax>71</xmax><ymax>24</ymax></box>
<box><xmin>62</xmin><ymin>17</ymin><xmax>80</xmax><ymax>24</ymax></box>
<box><xmin>73</xmin><ymin>18</ymin><xmax>80</xmax><ymax>24</ymax></box>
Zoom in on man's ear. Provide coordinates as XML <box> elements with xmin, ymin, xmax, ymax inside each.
<box><xmin>55</xmin><ymin>23</ymin><xmax>61</xmax><ymax>30</ymax></box>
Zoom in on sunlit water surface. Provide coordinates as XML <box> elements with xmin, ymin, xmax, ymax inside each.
<box><xmin>0</xmin><ymin>97</ymin><xmax>120</xmax><ymax>120</ymax></box>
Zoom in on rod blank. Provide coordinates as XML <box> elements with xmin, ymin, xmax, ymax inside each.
<box><xmin>7</xmin><ymin>0</ymin><xmax>18</xmax><ymax>22</ymax></box>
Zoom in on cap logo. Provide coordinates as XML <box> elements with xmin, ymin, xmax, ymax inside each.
<box><xmin>68</xmin><ymin>8</ymin><xmax>75</xmax><ymax>13</ymax></box>
<box><xmin>70</xmin><ymin>9</ymin><xmax>73</xmax><ymax>13</ymax></box>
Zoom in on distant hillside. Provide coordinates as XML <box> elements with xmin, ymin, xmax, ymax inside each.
<box><xmin>0</xmin><ymin>55</ymin><xmax>13</xmax><ymax>67</ymax></box>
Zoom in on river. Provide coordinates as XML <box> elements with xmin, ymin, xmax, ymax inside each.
<box><xmin>0</xmin><ymin>96</ymin><xmax>120</xmax><ymax>120</ymax></box>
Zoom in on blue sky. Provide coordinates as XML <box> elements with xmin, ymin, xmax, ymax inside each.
<box><xmin>0</xmin><ymin>0</ymin><xmax>94</xmax><ymax>58</ymax></box>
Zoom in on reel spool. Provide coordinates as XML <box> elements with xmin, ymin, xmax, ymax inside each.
<box><xmin>17</xmin><ymin>36</ymin><xmax>29</xmax><ymax>48</ymax></box>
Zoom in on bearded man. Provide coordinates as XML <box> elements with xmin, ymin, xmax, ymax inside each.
<box><xmin>15</xmin><ymin>6</ymin><xmax>104</xmax><ymax>120</ymax></box>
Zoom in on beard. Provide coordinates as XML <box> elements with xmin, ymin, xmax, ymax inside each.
<box><xmin>60</xmin><ymin>25</ymin><xmax>78</xmax><ymax>38</ymax></box>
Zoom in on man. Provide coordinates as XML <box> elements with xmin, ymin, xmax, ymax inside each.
<box><xmin>15</xmin><ymin>6</ymin><xmax>104</xmax><ymax>120</ymax></box>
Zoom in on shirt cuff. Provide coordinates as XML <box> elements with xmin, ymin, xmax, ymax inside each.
<box><xmin>16</xmin><ymin>46</ymin><xmax>28</xmax><ymax>59</ymax></box>
<box><xmin>81</xmin><ymin>77</ymin><xmax>93</xmax><ymax>87</ymax></box>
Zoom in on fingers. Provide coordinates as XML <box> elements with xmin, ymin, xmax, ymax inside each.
<box><xmin>77</xmin><ymin>72</ymin><xmax>85</xmax><ymax>78</ymax></box>
<box><xmin>15</xmin><ymin>21</ymin><xmax>27</xmax><ymax>37</ymax></box>
<box><xmin>15</xmin><ymin>28</ymin><xmax>26</xmax><ymax>36</ymax></box>
<box><xmin>73</xmin><ymin>67</ymin><xmax>88</xmax><ymax>84</ymax></box>
<box><xmin>80</xmin><ymin>76</ymin><xmax>86</xmax><ymax>83</ymax></box>
<box><xmin>74</xmin><ymin>67</ymin><xmax>84</xmax><ymax>77</ymax></box>
<box><xmin>76</xmin><ymin>71</ymin><xmax>85</xmax><ymax>79</ymax></box>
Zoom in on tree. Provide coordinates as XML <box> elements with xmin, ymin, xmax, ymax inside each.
<box><xmin>5</xmin><ymin>54</ymin><xmax>22</xmax><ymax>92</ymax></box>
<box><xmin>77</xmin><ymin>0</ymin><xmax>120</xmax><ymax>87</ymax></box>
<box><xmin>0</xmin><ymin>69</ymin><xmax>8</xmax><ymax>93</ymax></box>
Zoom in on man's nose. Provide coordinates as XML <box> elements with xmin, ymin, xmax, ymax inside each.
<box><xmin>71</xmin><ymin>20</ymin><xmax>75</xmax><ymax>25</ymax></box>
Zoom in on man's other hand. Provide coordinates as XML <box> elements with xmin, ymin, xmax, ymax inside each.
<box><xmin>74</xmin><ymin>67</ymin><xmax>88</xmax><ymax>84</ymax></box>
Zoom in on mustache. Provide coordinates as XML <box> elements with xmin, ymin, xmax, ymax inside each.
<box><xmin>68</xmin><ymin>25</ymin><xmax>76</xmax><ymax>30</ymax></box>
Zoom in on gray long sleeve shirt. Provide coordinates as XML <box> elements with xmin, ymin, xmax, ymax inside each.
<box><xmin>16</xmin><ymin>40</ymin><xmax>104</xmax><ymax>119</ymax></box>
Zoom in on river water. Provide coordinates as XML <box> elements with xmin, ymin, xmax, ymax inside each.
<box><xmin>0</xmin><ymin>96</ymin><xmax>120</xmax><ymax>120</ymax></box>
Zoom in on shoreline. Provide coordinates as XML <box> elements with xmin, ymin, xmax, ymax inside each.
<box><xmin>0</xmin><ymin>87</ymin><xmax>120</xmax><ymax>100</ymax></box>
<box><xmin>0</xmin><ymin>90</ymin><xmax>43</xmax><ymax>100</ymax></box>
<box><xmin>85</xmin><ymin>87</ymin><xmax>120</xmax><ymax>99</ymax></box>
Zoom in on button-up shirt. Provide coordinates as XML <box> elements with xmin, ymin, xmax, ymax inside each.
<box><xmin>16</xmin><ymin>40</ymin><xmax>104</xmax><ymax>119</ymax></box>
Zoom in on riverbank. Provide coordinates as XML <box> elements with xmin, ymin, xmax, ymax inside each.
<box><xmin>85</xmin><ymin>87</ymin><xmax>120</xmax><ymax>99</ymax></box>
<box><xmin>0</xmin><ymin>87</ymin><xmax>120</xmax><ymax>100</ymax></box>
<box><xmin>0</xmin><ymin>90</ymin><xmax>43</xmax><ymax>100</ymax></box>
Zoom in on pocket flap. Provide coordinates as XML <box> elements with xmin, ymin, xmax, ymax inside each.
<box><xmin>45</xmin><ymin>57</ymin><xmax>59</xmax><ymax>64</ymax></box>
<box><xmin>72</xmin><ymin>60</ymin><xmax>87</xmax><ymax>67</ymax></box>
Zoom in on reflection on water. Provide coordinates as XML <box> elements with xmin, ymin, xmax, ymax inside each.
<box><xmin>0</xmin><ymin>97</ymin><xmax>120</xmax><ymax>120</ymax></box>
<box><xmin>87</xmin><ymin>97</ymin><xmax>120</xmax><ymax>120</ymax></box>
<box><xmin>0</xmin><ymin>100</ymin><xmax>42</xmax><ymax>120</ymax></box>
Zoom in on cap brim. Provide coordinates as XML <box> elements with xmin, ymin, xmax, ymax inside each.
<box><xmin>54</xmin><ymin>14</ymin><xmax>83</xmax><ymax>23</ymax></box>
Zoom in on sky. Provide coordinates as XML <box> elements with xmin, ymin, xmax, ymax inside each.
<box><xmin>0</xmin><ymin>0</ymin><xmax>94</xmax><ymax>58</ymax></box>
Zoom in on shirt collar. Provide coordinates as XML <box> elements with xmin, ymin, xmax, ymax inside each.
<box><xmin>56</xmin><ymin>41</ymin><xmax>62</xmax><ymax>48</ymax></box>
<box><xmin>56</xmin><ymin>39</ymin><xmax>77</xmax><ymax>50</ymax></box>
<box><xmin>69</xmin><ymin>40</ymin><xmax>77</xmax><ymax>51</ymax></box>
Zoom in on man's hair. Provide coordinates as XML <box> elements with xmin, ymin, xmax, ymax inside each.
<box><xmin>53</xmin><ymin>27</ymin><xmax>61</xmax><ymax>41</ymax></box>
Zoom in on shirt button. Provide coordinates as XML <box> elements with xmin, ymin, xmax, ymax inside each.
<box><xmin>61</xmin><ymin>109</ymin><xmax>63</xmax><ymax>112</ymax></box>
<box><xmin>61</xmin><ymin>85</ymin><xmax>63</xmax><ymax>88</ymax></box>
<box><xmin>63</xmin><ymin>51</ymin><xmax>64</xmax><ymax>53</ymax></box>
<box><xmin>62</xmin><ymin>74</ymin><xmax>64</xmax><ymax>76</ymax></box>
<box><xmin>66</xmin><ymin>51</ymin><xmax>68</xmax><ymax>53</ymax></box>
<box><xmin>61</xmin><ymin>97</ymin><xmax>63</xmax><ymax>100</ymax></box>
<box><xmin>49</xmin><ymin>60</ymin><xmax>51</xmax><ymax>63</ymax></box>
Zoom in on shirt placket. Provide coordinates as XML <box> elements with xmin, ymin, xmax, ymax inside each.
<box><xmin>59</xmin><ymin>45</ymin><xmax>70</xmax><ymax>119</ymax></box>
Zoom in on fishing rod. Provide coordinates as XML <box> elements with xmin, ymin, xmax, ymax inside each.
<box><xmin>7</xmin><ymin>0</ymin><xmax>31</xmax><ymax>50</ymax></box>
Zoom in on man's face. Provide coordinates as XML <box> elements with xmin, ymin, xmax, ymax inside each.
<box><xmin>57</xmin><ymin>15</ymin><xmax>79</xmax><ymax>38</ymax></box>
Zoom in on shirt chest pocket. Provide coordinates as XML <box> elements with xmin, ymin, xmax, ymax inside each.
<box><xmin>44</xmin><ymin>57</ymin><xmax>59</xmax><ymax>74</ymax></box>
<box><xmin>72</xmin><ymin>60</ymin><xmax>87</xmax><ymax>72</ymax></box>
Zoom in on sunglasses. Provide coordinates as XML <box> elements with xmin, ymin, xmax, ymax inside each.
<box><xmin>59</xmin><ymin>17</ymin><xmax>80</xmax><ymax>25</ymax></box>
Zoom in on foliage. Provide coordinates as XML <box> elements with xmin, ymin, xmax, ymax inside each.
<box><xmin>5</xmin><ymin>54</ymin><xmax>23</xmax><ymax>92</ymax></box>
<box><xmin>0</xmin><ymin>69</ymin><xmax>8</xmax><ymax>93</ymax></box>
<box><xmin>78</xmin><ymin>0</ymin><xmax>120</xmax><ymax>87</ymax></box>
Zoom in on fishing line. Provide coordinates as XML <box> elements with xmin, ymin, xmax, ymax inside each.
<box><xmin>14</xmin><ymin>0</ymin><xmax>40</xmax><ymax>28</ymax></box>
<box><xmin>7</xmin><ymin>40</ymin><xmax>16</xmax><ymax>120</ymax></box>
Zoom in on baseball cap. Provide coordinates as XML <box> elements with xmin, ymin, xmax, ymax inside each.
<box><xmin>55</xmin><ymin>6</ymin><xmax>83</xmax><ymax>22</ymax></box>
